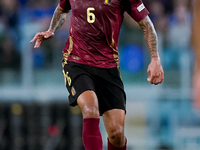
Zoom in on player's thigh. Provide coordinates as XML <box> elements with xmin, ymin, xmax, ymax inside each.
<box><xmin>102</xmin><ymin>109</ymin><xmax>125</xmax><ymax>136</ymax></box>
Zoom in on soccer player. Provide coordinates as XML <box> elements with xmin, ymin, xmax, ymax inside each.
<box><xmin>30</xmin><ymin>0</ymin><xmax>164</xmax><ymax>149</ymax></box>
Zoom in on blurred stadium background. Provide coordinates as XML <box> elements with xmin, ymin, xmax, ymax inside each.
<box><xmin>0</xmin><ymin>0</ymin><xmax>200</xmax><ymax>149</ymax></box>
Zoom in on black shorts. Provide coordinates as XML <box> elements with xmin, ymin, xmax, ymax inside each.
<box><xmin>62</xmin><ymin>61</ymin><xmax>126</xmax><ymax>115</ymax></box>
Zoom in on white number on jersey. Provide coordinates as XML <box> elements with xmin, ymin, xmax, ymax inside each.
<box><xmin>87</xmin><ymin>7</ymin><xmax>95</xmax><ymax>23</ymax></box>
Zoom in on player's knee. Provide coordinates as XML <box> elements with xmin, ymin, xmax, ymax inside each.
<box><xmin>82</xmin><ymin>106</ymin><xmax>99</xmax><ymax>118</ymax></box>
<box><xmin>109</xmin><ymin>125</ymin><xmax>124</xmax><ymax>141</ymax></box>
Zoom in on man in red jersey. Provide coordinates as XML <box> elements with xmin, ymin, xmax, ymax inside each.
<box><xmin>30</xmin><ymin>0</ymin><xmax>164</xmax><ymax>149</ymax></box>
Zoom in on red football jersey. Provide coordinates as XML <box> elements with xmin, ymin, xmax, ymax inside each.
<box><xmin>60</xmin><ymin>0</ymin><xmax>149</xmax><ymax>68</ymax></box>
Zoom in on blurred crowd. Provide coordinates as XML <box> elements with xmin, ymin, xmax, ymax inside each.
<box><xmin>0</xmin><ymin>0</ymin><xmax>194</xmax><ymax>70</ymax></box>
<box><xmin>0</xmin><ymin>0</ymin><xmax>70</xmax><ymax>70</ymax></box>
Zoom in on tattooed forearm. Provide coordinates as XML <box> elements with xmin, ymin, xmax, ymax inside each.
<box><xmin>48</xmin><ymin>5</ymin><xmax>69</xmax><ymax>33</ymax></box>
<box><xmin>138</xmin><ymin>16</ymin><xmax>159</xmax><ymax>58</ymax></box>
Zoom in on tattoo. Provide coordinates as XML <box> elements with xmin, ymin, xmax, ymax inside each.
<box><xmin>49</xmin><ymin>5</ymin><xmax>69</xmax><ymax>32</ymax></box>
<box><xmin>138</xmin><ymin>17</ymin><xmax>158</xmax><ymax>58</ymax></box>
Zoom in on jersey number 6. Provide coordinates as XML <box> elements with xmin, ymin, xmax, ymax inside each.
<box><xmin>87</xmin><ymin>7</ymin><xmax>95</xmax><ymax>23</ymax></box>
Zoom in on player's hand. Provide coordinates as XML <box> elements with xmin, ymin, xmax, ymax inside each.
<box><xmin>30</xmin><ymin>31</ymin><xmax>54</xmax><ymax>48</ymax></box>
<box><xmin>147</xmin><ymin>57</ymin><xmax>164</xmax><ymax>85</ymax></box>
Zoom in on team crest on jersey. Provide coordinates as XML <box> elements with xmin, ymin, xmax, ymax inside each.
<box><xmin>104</xmin><ymin>0</ymin><xmax>112</xmax><ymax>4</ymax></box>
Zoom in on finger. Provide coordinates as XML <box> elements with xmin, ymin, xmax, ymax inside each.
<box><xmin>34</xmin><ymin>39</ymin><xmax>42</xmax><ymax>48</ymax></box>
<box><xmin>147</xmin><ymin>72</ymin><xmax>153</xmax><ymax>83</ymax></box>
<box><xmin>30</xmin><ymin>32</ymin><xmax>46</xmax><ymax>43</ymax></box>
<box><xmin>147</xmin><ymin>76</ymin><xmax>154</xmax><ymax>84</ymax></box>
<box><xmin>154</xmin><ymin>73</ymin><xmax>164</xmax><ymax>85</ymax></box>
<box><xmin>154</xmin><ymin>78</ymin><xmax>161</xmax><ymax>85</ymax></box>
<box><xmin>30</xmin><ymin>36</ymin><xmax>37</xmax><ymax>43</ymax></box>
<box><xmin>148</xmin><ymin>73</ymin><xmax>159</xmax><ymax>84</ymax></box>
<box><xmin>30</xmin><ymin>33</ymin><xmax>41</xmax><ymax>43</ymax></box>
<box><xmin>147</xmin><ymin>76</ymin><xmax>151</xmax><ymax>82</ymax></box>
<box><xmin>157</xmin><ymin>72</ymin><xmax>164</xmax><ymax>84</ymax></box>
<box><xmin>149</xmin><ymin>76</ymin><xmax>157</xmax><ymax>84</ymax></box>
<box><xmin>153</xmin><ymin>77</ymin><xmax>158</xmax><ymax>84</ymax></box>
<box><xmin>147</xmin><ymin>69</ymin><xmax>151</xmax><ymax>81</ymax></box>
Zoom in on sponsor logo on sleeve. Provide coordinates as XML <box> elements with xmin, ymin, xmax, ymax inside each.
<box><xmin>137</xmin><ymin>3</ymin><xmax>145</xmax><ymax>12</ymax></box>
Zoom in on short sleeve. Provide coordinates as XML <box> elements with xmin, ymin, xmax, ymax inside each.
<box><xmin>123</xmin><ymin>0</ymin><xmax>149</xmax><ymax>22</ymax></box>
<box><xmin>59</xmin><ymin>0</ymin><xmax>71</xmax><ymax>10</ymax></box>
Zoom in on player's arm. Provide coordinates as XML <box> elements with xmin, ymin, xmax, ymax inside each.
<box><xmin>138</xmin><ymin>16</ymin><xmax>158</xmax><ymax>58</ymax></box>
<box><xmin>48</xmin><ymin>4</ymin><xmax>70</xmax><ymax>34</ymax></box>
<box><xmin>138</xmin><ymin>16</ymin><xmax>164</xmax><ymax>85</ymax></box>
<box><xmin>30</xmin><ymin>4</ymin><xmax>70</xmax><ymax>48</ymax></box>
